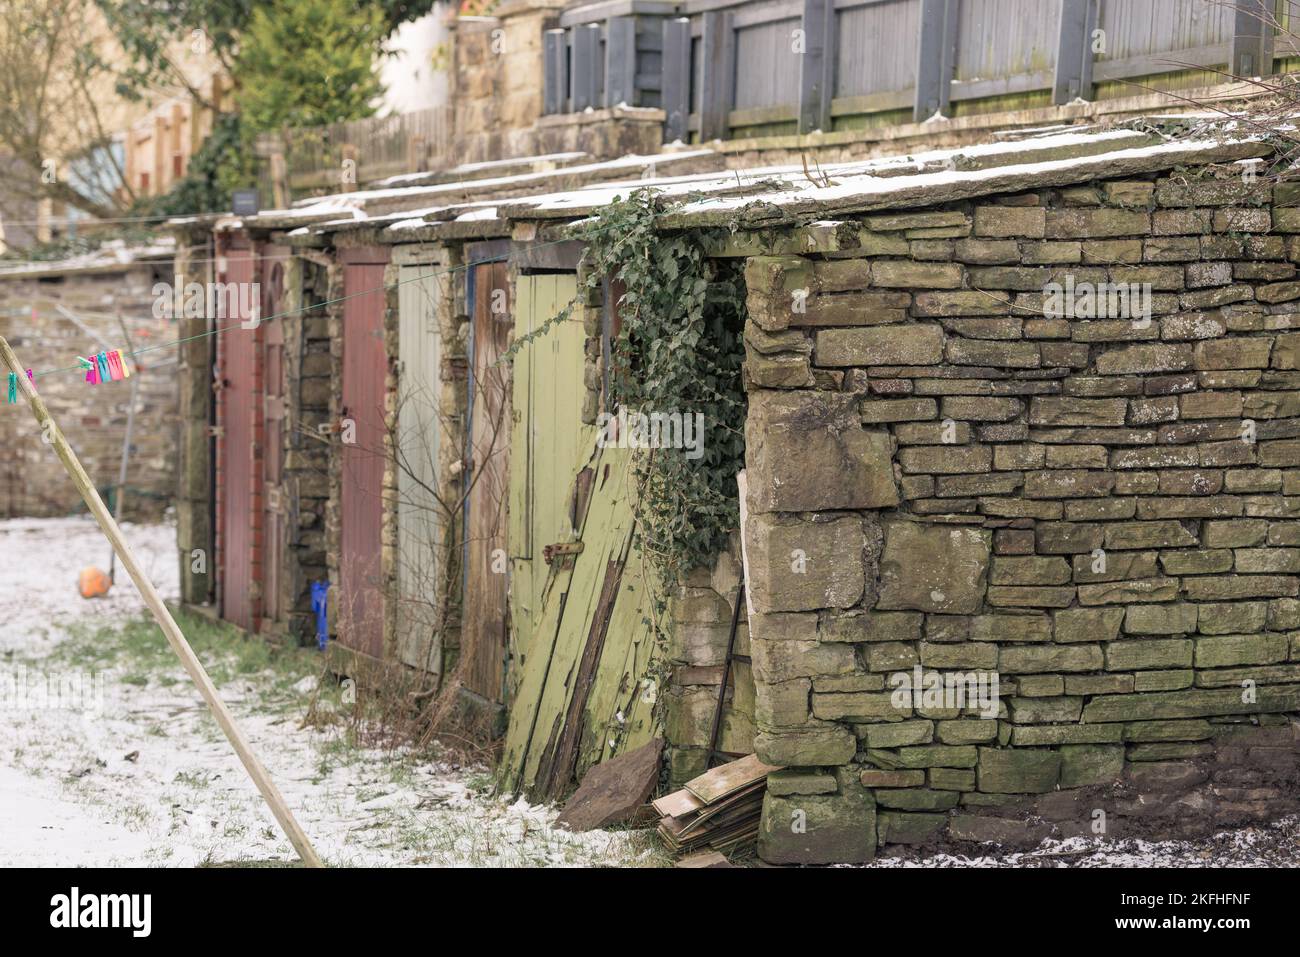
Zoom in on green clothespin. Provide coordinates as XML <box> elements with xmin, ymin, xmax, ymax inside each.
<box><xmin>6</xmin><ymin>372</ymin><xmax>15</xmax><ymax>404</ymax></box>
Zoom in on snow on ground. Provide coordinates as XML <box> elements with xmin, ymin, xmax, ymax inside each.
<box><xmin>0</xmin><ymin>516</ymin><xmax>661</xmax><ymax>867</ymax></box>
<box><xmin>0</xmin><ymin>517</ymin><xmax>179</xmax><ymax>644</ymax></box>
<box><xmin>2</xmin><ymin>517</ymin><xmax>1297</xmax><ymax>868</ymax></box>
<box><xmin>864</xmin><ymin>815</ymin><xmax>1300</xmax><ymax>868</ymax></box>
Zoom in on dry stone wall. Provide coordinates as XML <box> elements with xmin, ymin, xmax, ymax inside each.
<box><xmin>741</xmin><ymin>164</ymin><xmax>1300</xmax><ymax>863</ymax></box>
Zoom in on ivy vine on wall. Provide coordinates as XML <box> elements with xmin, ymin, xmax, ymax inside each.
<box><xmin>509</xmin><ymin>188</ymin><xmax>748</xmax><ymax>587</ymax></box>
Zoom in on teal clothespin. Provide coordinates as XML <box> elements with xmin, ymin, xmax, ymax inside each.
<box><xmin>6</xmin><ymin>372</ymin><xmax>15</xmax><ymax>404</ymax></box>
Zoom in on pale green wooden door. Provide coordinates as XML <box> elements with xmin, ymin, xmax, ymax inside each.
<box><xmin>507</xmin><ymin>274</ymin><xmax>588</xmax><ymax>680</ymax></box>
<box><xmin>500</xmin><ymin>273</ymin><xmax>659</xmax><ymax>800</ymax></box>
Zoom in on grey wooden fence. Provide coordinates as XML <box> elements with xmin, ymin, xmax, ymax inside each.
<box><xmin>545</xmin><ymin>0</ymin><xmax>1280</xmax><ymax>141</ymax></box>
<box><xmin>254</xmin><ymin>105</ymin><xmax>453</xmax><ymax>203</ymax></box>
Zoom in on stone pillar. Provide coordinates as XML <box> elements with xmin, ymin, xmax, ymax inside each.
<box><xmin>175</xmin><ymin>232</ymin><xmax>215</xmax><ymax>606</ymax></box>
<box><xmin>450</xmin><ymin>0</ymin><xmax>567</xmax><ymax>164</ymax></box>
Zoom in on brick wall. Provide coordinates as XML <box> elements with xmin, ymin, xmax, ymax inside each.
<box><xmin>740</xmin><ymin>164</ymin><xmax>1300</xmax><ymax>863</ymax></box>
<box><xmin>0</xmin><ymin>264</ymin><xmax>177</xmax><ymax>521</ymax></box>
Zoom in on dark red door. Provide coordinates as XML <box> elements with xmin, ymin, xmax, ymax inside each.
<box><xmin>218</xmin><ymin>243</ymin><xmax>257</xmax><ymax>631</ymax></box>
<box><xmin>340</xmin><ymin>248</ymin><xmax>390</xmax><ymax>659</ymax></box>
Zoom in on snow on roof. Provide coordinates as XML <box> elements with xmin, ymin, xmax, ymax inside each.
<box><xmin>0</xmin><ymin>237</ymin><xmax>177</xmax><ymax>278</ymax></box>
<box><xmin>372</xmin><ymin>151</ymin><xmax>592</xmax><ymax>188</ymax></box>
<box><xmin>189</xmin><ymin>117</ymin><xmax>1279</xmax><ymax>243</ymax></box>
<box><xmin>493</xmin><ymin>127</ymin><xmax>1271</xmax><ymax>227</ymax></box>
<box><xmin>285</xmin><ymin>149</ymin><xmax>718</xmax><ymax>210</ymax></box>
<box><xmin>663</xmin><ymin>136</ymin><xmax>1265</xmax><ymax>225</ymax></box>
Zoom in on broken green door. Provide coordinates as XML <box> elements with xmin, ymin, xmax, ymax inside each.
<box><xmin>507</xmin><ymin>274</ymin><xmax>588</xmax><ymax>672</ymax></box>
<box><xmin>501</xmin><ymin>274</ymin><xmax>659</xmax><ymax>801</ymax></box>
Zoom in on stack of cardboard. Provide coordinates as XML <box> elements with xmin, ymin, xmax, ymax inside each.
<box><xmin>654</xmin><ymin>754</ymin><xmax>781</xmax><ymax>857</ymax></box>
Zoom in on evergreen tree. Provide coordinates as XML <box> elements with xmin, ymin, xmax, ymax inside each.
<box><xmin>235</xmin><ymin>0</ymin><xmax>387</xmax><ymax>132</ymax></box>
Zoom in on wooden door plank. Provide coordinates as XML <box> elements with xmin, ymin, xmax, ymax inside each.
<box><xmin>396</xmin><ymin>262</ymin><xmax>443</xmax><ymax>672</ymax></box>
<box><xmin>220</xmin><ymin>246</ymin><xmax>257</xmax><ymax>632</ymax></box>
<box><xmin>340</xmin><ymin>257</ymin><xmax>389</xmax><ymax>659</ymax></box>
<box><xmin>519</xmin><ymin>447</ymin><xmax>637</xmax><ymax>797</ymax></box>
<box><xmin>538</xmin><ymin>551</ymin><xmax>628</xmax><ymax>800</ymax></box>
<box><xmin>520</xmin><ymin>478</ymin><xmax>614</xmax><ymax>793</ymax></box>
<box><xmin>462</xmin><ymin>262</ymin><xmax>512</xmax><ymax>701</ymax></box>
<box><xmin>578</xmin><ymin>544</ymin><xmax>658</xmax><ymax>773</ymax></box>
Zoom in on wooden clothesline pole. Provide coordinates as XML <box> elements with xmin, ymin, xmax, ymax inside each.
<box><xmin>0</xmin><ymin>335</ymin><xmax>323</xmax><ymax>868</ymax></box>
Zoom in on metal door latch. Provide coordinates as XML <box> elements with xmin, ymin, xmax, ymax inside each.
<box><xmin>542</xmin><ymin>541</ymin><xmax>584</xmax><ymax>568</ymax></box>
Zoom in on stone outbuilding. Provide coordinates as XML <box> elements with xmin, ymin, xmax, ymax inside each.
<box><xmin>176</xmin><ymin>117</ymin><xmax>1300</xmax><ymax>860</ymax></box>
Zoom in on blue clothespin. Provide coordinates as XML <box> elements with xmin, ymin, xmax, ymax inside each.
<box><xmin>95</xmin><ymin>352</ymin><xmax>110</xmax><ymax>382</ymax></box>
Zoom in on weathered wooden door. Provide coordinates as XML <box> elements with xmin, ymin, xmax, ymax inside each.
<box><xmin>498</xmin><ymin>272</ymin><xmax>661</xmax><ymax>800</ymax></box>
<box><xmin>218</xmin><ymin>243</ymin><xmax>257</xmax><ymax>632</ymax></box>
<box><xmin>500</xmin><ymin>434</ymin><xmax>659</xmax><ymax>800</ymax></box>
<box><xmin>461</xmin><ymin>262</ymin><xmax>513</xmax><ymax>706</ymax></box>
<box><xmin>507</xmin><ymin>274</ymin><xmax>588</xmax><ymax>673</ymax></box>
<box><xmin>339</xmin><ymin>248</ymin><xmax>390</xmax><ymax>660</ymax></box>
<box><xmin>261</xmin><ymin>249</ymin><xmax>289</xmax><ymax>627</ymax></box>
<box><xmin>395</xmin><ymin>259</ymin><xmax>442</xmax><ymax>673</ymax></box>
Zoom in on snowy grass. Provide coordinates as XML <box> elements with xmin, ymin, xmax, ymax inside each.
<box><xmin>0</xmin><ymin>517</ymin><xmax>666</xmax><ymax>868</ymax></box>
<box><xmin>2</xmin><ymin>609</ymin><xmax>668</xmax><ymax>867</ymax></box>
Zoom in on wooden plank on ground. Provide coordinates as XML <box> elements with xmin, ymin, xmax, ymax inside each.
<box><xmin>685</xmin><ymin>752</ymin><xmax>782</xmax><ymax>803</ymax></box>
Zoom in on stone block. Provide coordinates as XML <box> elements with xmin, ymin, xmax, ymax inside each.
<box><xmin>977</xmin><ymin>748</ymin><xmax>1062</xmax><ymax>793</ymax></box>
<box><xmin>876</xmin><ymin>521</ymin><xmax>991</xmax><ymax>614</ymax></box>
<box><xmin>755</xmin><ymin>726</ymin><xmax>858</xmax><ymax>766</ymax></box>
<box><xmin>746</xmin><ymin>513</ymin><xmax>866</xmax><ymax>613</ymax></box>
<box><xmin>1000</xmin><ymin>644</ymin><xmax>1103</xmax><ymax>673</ymax></box>
<box><xmin>816</xmin><ymin>325</ymin><xmax>944</xmax><ymax>366</ymax></box>
<box><xmin>759</xmin><ymin>789</ymin><xmax>876</xmax><ymax>864</ymax></box>
<box><xmin>1059</xmin><ymin>745</ymin><xmax>1126</xmax><ymax>788</ymax></box>
<box><xmin>746</xmin><ymin>390</ymin><xmax>899</xmax><ymax>512</ymax></box>
<box><xmin>877</xmin><ymin>811</ymin><xmax>947</xmax><ymax>844</ymax></box>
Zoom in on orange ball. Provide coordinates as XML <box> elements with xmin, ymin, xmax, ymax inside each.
<box><xmin>78</xmin><ymin>567</ymin><xmax>111</xmax><ymax>599</ymax></box>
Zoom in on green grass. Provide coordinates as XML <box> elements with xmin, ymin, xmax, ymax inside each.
<box><xmin>38</xmin><ymin>607</ymin><xmax>322</xmax><ymax>709</ymax></box>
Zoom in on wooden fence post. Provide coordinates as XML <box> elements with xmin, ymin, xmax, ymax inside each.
<box><xmin>0</xmin><ymin>336</ymin><xmax>324</xmax><ymax>868</ymax></box>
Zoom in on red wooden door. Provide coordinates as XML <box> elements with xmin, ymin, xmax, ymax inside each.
<box><xmin>340</xmin><ymin>249</ymin><xmax>390</xmax><ymax>659</ymax></box>
<box><xmin>218</xmin><ymin>244</ymin><xmax>257</xmax><ymax>631</ymax></box>
<box><xmin>261</xmin><ymin>250</ymin><xmax>288</xmax><ymax>626</ymax></box>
